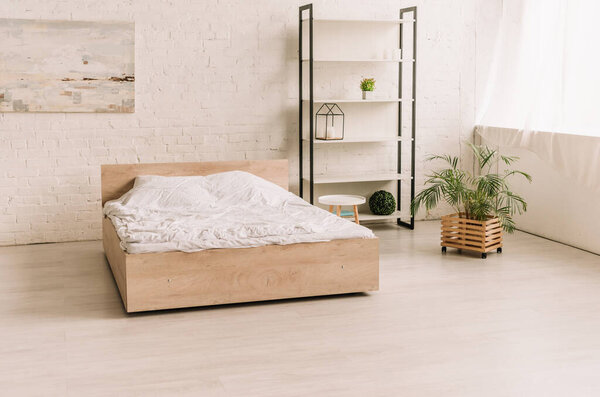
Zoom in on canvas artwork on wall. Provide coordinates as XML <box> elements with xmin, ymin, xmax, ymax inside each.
<box><xmin>0</xmin><ymin>18</ymin><xmax>134</xmax><ymax>113</ymax></box>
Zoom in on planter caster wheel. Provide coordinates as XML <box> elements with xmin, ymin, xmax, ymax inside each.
<box><xmin>497</xmin><ymin>247</ymin><xmax>502</xmax><ymax>253</ymax></box>
<box><xmin>481</xmin><ymin>253</ymin><xmax>487</xmax><ymax>259</ymax></box>
<box><xmin>441</xmin><ymin>246</ymin><xmax>447</xmax><ymax>254</ymax></box>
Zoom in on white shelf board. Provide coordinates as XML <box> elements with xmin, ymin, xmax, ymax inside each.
<box><xmin>306</xmin><ymin>99</ymin><xmax>404</xmax><ymax>104</ymax></box>
<box><xmin>342</xmin><ymin>210</ymin><xmax>409</xmax><ymax>222</ymax></box>
<box><xmin>305</xmin><ymin>173</ymin><xmax>411</xmax><ymax>184</ymax></box>
<box><xmin>303</xmin><ymin>137</ymin><xmax>412</xmax><ymax>144</ymax></box>
<box><xmin>302</xmin><ymin>18</ymin><xmax>415</xmax><ymax>24</ymax></box>
<box><xmin>302</xmin><ymin>58</ymin><xmax>414</xmax><ymax>63</ymax></box>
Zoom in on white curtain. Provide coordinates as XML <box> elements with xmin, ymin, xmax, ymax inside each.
<box><xmin>476</xmin><ymin>0</ymin><xmax>600</xmax><ymax>188</ymax></box>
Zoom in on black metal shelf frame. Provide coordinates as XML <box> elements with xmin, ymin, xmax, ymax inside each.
<box><xmin>397</xmin><ymin>6</ymin><xmax>417</xmax><ymax>230</ymax></box>
<box><xmin>299</xmin><ymin>4</ymin><xmax>417</xmax><ymax>230</ymax></box>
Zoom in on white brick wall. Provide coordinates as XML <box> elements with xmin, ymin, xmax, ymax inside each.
<box><xmin>0</xmin><ymin>0</ymin><xmax>477</xmax><ymax>246</ymax></box>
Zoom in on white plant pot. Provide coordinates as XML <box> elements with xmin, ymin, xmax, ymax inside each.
<box><xmin>362</xmin><ymin>91</ymin><xmax>373</xmax><ymax>100</ymax></box>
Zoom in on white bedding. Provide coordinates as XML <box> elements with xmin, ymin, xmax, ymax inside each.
<box><xmin>103</xmin><ymin>171</ymin><xmax>375</xmax><ymax>254</ymax></box>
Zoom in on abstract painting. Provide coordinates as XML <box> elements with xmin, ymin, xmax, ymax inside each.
<box><xmin>0</xmin><ymin>18</ymin><xmax>134</xmax><ymax>113</ymax></box>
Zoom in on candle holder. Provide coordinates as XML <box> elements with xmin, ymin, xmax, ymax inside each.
<box><xmin>315</xmin><ymin>103</ymin><xmax>344</xmax><ymax>140</ymax></box>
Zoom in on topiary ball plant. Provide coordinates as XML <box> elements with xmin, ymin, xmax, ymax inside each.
<box><xmin>369</xmin><ymin>190</ymin><xmax>396</xmax><ymax>215</ymax></box>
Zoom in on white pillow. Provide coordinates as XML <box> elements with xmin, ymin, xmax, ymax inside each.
<box><xmin>119</xmin><ymin>175</ymin><xmax>215</xmax><ymax>209</ymax></box>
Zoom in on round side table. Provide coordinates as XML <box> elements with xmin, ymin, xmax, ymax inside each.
<box><xmin>318</xmin><ymin>195</ymin><xmax>366</xmax><ymax>224</ymax></box>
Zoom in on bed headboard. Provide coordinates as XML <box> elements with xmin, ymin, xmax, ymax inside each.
<box><xmin>101</xmin><ymin>159</ymin><xmax>289</xmax><ymax>205</ymax></box>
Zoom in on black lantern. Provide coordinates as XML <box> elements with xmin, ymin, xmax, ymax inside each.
<box><xmin>315</xmin><ymin>103</ymin><xmax>344</xmax><ymax>140</ymax></box>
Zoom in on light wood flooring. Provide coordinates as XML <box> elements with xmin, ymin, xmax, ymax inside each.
<box><xmin>1</xmin><ymin>221</ymin><xmax>600</xmax><ymax>396</ymax></box>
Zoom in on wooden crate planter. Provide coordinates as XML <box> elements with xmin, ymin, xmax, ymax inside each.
<box><xmin>441</xmin><ymin>213</ymin><xmax>503</xmax><ymax>259</ymax></box>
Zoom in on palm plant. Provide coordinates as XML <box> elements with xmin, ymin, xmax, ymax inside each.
<box><xmin>410</xmin><ymin>143</ymin><xmax>532</xmax><ymax>232</ymax></box>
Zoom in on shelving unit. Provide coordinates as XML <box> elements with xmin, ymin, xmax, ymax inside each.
<box><xmin>309</xmin><ymin>98</ymin><xmax>405</xmax><ymax>103</ymax></box>
<box><xmin>307</xmin><ymin>173</ymin><xmax>410</xmax><ymax>184</ymax></box>
<box><xmin>311</xmin><ymin>18</ymin><xmax>414</xmax><ymax>24</ymax></box>
<box><xmin>302</xmin><ymin>58</ymin><xmax>415</xmax><ymax>62</ymax></box>
<box><xmin>304</xmin><ymin>136</ymin><xmax>412</xmax><ymax>144</ymax></box>
<box><xmin>348</xmin><ymin>211</ymin><xmax>409</xmax><ymax>222</ymax></box>
<box><xmin>299</xmin><ymin>4</ymin><xmax>417</xmax><ymax>228</ymax></box>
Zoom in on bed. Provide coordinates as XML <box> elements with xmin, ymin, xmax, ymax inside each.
<box><xmin>101</xmin><ymin>159</ymin><xmax>379</xmax><ymax>312</ymax></box>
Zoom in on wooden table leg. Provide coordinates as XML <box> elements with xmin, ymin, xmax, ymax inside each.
<box><xmin>329</xmin><ymin>205</ymin><xmax>333</xmax><ymax>213</ymax></box>
<box><xmin>336</xmin><ymin>206</ymin><xmax>341</xmax><ymax>216</ymax></box>
<box><xmin>353</xmin><ymin>205</ymin><xmax>360</xmax><ymax>224</ymax></box>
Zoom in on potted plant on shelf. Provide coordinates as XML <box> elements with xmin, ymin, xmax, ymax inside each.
<box><xmin>369</xmin><ymin>190</ymin><xmax>396</xmax><ymax>215</ymax></box>
<box><xmin>360</xmin><ymin>77</ymin><xmax>375</xmax><ymax>100</ymax></box>
<box><xmin>410</xmin><ymin>143</ymin><xmax>532</xmax><ymax>258</ymax></box>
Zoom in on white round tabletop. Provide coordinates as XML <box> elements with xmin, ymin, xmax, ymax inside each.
<box><xmin>318</xmin><ymin>194</ymin><xmax>366</xmax><ymax>206</ymax></box>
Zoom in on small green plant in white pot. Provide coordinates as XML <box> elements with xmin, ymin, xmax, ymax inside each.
<box><xmin>360</xmin><ymin>78</ymin><xmax>375</xmax><ymax>100</ymax></box>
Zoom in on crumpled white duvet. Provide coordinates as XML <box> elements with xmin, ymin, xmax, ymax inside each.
<box><xmin>103</xmin><ymin>171</ymin><xmax>375</xmax><ymax>254</ymax></box>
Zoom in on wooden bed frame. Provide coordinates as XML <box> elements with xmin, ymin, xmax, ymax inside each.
<box><xmin>101</xmin><ymin>159</ymin><xmax>379</xmax><ymax>313</ymax></box>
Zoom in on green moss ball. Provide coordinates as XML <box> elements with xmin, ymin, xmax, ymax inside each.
<box><xmin>369</xmin><ymin>190</ymin><xmax>396</xmax><ymax>215</ymax></box>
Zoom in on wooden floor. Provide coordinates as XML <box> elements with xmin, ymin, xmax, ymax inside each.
<box><xmin>1</xmin><ymin>221</ymin><xmax>600</xmax><ymax>396</ymax></box>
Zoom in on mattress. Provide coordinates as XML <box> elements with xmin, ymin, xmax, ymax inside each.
<box><xmin>103</xmin><ymin>171</ymin><xmax>375</xmax><ymax>254</ymax></box>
